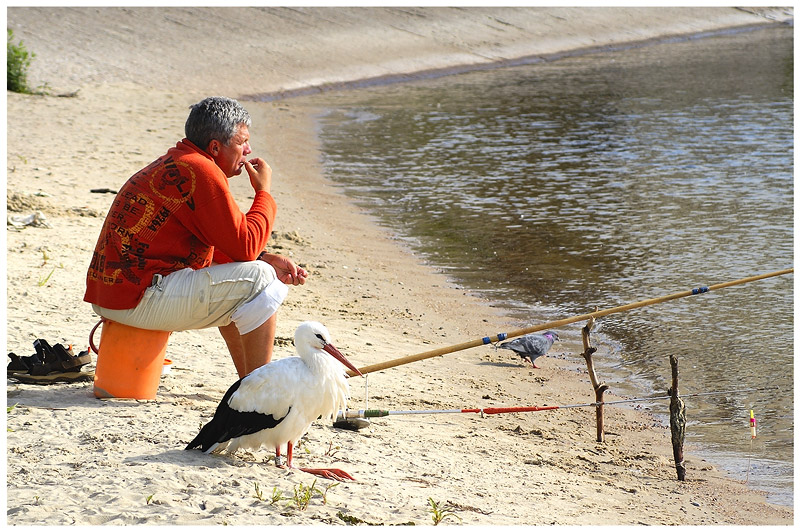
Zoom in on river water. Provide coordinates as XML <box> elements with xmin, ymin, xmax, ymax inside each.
<box><xmin>299</xmin><ymin>25</ymin><xmax>793</xmax><ymax>505</ymax></box>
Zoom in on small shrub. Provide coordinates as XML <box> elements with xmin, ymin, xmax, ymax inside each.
<box><xmin>269</xmin><ymin>487</ymin><xmax>285</xmax><ymax>505</ymax></box>
<box><xmin>7</xmin><ymin>29</ymin><xmax>35</xmax><ymax>93</ymax></box>
<box><xmin>289</xmin><ymin>480</ymin><xmax>318</xmax><ymax>511</ymax></box>
<box><xmin>253</xmin><ymin>481</ymin><xmax>264</xmax><ymax>501</ymax></box>
<box><xmin>428</xmin><ymin>498</ymin><xmax>461</xmax><ymax>526</ymax></box>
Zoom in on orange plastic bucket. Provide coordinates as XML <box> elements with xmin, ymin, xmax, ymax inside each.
<box><xmin>90</xmin><ymin>319</ymin><xmax>171</xmax><ymax>400</ymax></box>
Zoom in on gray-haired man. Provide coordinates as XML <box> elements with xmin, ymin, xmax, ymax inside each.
<box><xmin>85</xmin><ymin>96</ymin><xmax>307</xmax><ymax>378</ymax></box>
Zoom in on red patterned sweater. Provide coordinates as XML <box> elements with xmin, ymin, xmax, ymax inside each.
<box><xmin>84</xmin><ymin>139</ymin><xmax>276</xmax><ymax>310</ymax></box>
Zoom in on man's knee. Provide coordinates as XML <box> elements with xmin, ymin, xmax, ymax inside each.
<box><xmin>229</xmin><ymin>263</ymin><xmax>288</xmax><ymax>335</ymax></box>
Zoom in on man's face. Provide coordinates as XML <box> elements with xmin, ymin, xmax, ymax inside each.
<box><xmin>211</xmin><ymin>124</ymin><xmax>252</xmax><ymax>178</ymax></box>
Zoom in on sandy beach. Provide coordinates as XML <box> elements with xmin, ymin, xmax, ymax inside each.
<box><xmin>5</xmin><ymin>6</ymin><xmax>794</xmax><ymax>525</ymax></box>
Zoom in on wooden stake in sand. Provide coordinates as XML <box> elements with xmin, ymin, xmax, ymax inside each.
<box><xmin>669</xmin><ymin>354</ymin><xmax>687</xmax><ymax>481</ymax></box>
<box><xmin>581</xmin><ymin>317</ymin><xmax>609</xmax><ymax>443</ymax></box>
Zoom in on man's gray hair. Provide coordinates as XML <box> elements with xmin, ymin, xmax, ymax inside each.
<box><xmin>185</xmin><ymin>96</ymin><xmax>252</xmax><ymax>150</ymax></box>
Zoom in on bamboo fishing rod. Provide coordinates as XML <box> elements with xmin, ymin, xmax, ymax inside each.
<box><xmin>336</xmin><ymin>386</ymin><xmax>781</xmax><ymax>420</ymax></box>
<box><xmin>347</xmin><ymin>268</ymin><xmax>793</xmax><ymax>377</ymax></box>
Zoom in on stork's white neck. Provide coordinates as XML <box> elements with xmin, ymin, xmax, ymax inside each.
<box><xmin>299</xmin><ymin>349</ymin><xmax>341</xmax><ymax>378</ymax></box>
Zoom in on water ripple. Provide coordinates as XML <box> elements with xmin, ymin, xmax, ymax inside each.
<box><xmin>314</xmin><ymin>26</ymin><xmax>793</xmax><ymax>505</ymax></box>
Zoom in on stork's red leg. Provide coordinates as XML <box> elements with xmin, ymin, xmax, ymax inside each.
<box><xmin>283</xmin><ymin>440</ymin><xmax>356</xmax><ymax>481</ymax></box>
<box><xmin>299</xmin><ymin>466</ymin><xmax>356</xmax><ymax>481</ymax></box>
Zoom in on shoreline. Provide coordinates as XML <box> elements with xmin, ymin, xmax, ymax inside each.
<box><xmin>245</xmin><ymin>21</ymin><xmax>787</xmax><ymax>103</ymax></box>
<box><xmin>6</xmin><ymin>6</ymin><xmax>794</xmax><ymax>525</ymax></box>
<box><xmin>7</xmin><ymin>6</ymin><xmax>792</xmax><ymax>98</ymax></box>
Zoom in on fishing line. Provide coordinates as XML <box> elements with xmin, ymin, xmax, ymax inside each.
<box><xmin>337</xmin><ymin>385</ymin><xmax>782</xmax><ymax>420</ymax></box>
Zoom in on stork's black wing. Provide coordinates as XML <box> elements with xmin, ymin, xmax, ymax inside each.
<box><xmin>185</xmin><ymin>378</ymin><xmax>289</xmax><ymax>452</ymax></box>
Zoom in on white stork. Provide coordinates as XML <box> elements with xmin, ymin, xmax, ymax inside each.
<box><xmin>186</xmin><ymin>321</ymin><xmax>363</xmax><ymax>481</ymax></box>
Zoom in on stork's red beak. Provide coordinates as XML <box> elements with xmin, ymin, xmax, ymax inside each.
<box><xmin>323</xmin><ymin>343</ymin><xmax>363</xmax><ymax>377</ymax></box>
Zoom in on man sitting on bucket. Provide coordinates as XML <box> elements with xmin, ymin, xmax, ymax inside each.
<box><xmin>84</xmin><ymin>96</ymin><xmax>307</xmax><ymax>379</ymax></box>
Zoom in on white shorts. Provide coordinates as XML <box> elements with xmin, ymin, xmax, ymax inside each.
<box><xmin>92</xmin><ymin>261</ymin><xmax>288</xmax><ymax>334</ymax></box>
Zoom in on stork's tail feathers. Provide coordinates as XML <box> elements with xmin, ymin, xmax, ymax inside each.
<box><xmin>185</xmin><ymin>377</ymin><xmax>291</xmax><ymax>454</ymax></box>
<box><xmin>186</xmin><ymin>379</ymin><xmax>245</xmax><ymax>453</ymax></box>
<box><xmin>185</xmin><ymin>420</ymin><xmax>220</xmax><ymax>453</ymax></box>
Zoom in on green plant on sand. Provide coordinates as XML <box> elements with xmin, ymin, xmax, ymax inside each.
<box><xmin>7</xmin><ymin>29</ymin><xmax>35</xmax><ymax>93</ymax></box>
<box><xmin>428</xmin><ymin>498</ymin><xmax>461</xmax><ymax>526</ymax></box>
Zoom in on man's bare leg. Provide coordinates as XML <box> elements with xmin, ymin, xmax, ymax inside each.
<box><xmin>218</xmin><ymin>313</ymin><xmax>277</xmax><ymax>378</ymax></box>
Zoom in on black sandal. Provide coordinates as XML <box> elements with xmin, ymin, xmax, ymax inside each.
<box><xmin>7</xmin><ymin>339</ymin><xmax>48</xmax><ymax>375</ymax></box>
<box><xmin>11</xmin><ymin>370</ymin><xmax>94</xmax><ymax>384</ymax></box>
<box><xmin>6</xmin><ymin>352</ymin><xmax>41</xmax><ymax>374</ymax></box>
<box><xmin>8</xmin><ymin>339</ymin><xmax>93</xmax><ymax>383</ymax></box>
